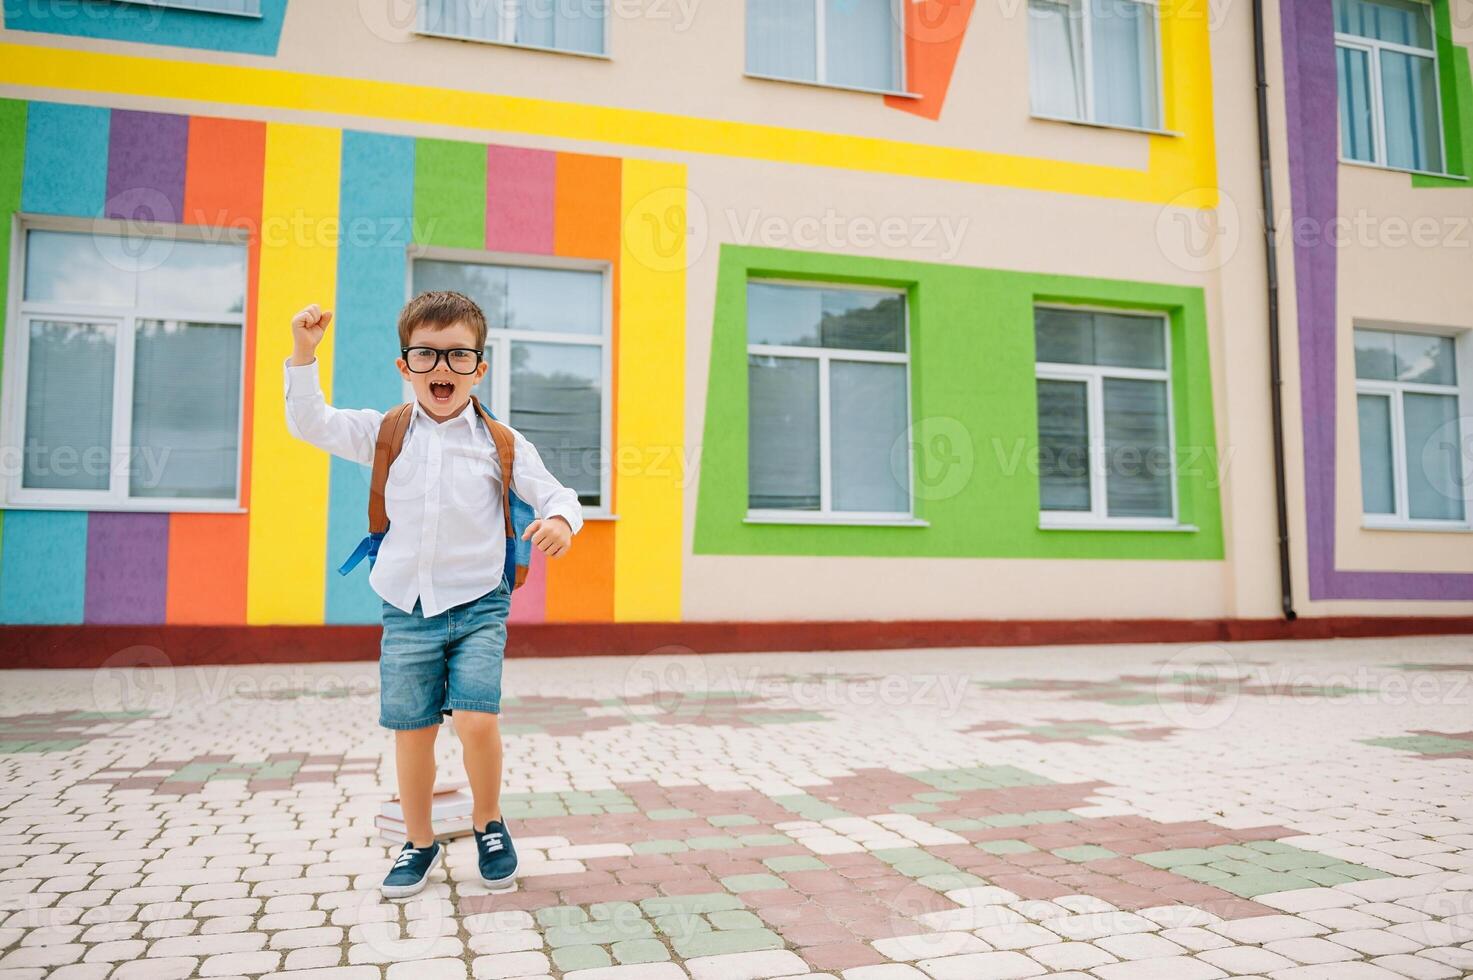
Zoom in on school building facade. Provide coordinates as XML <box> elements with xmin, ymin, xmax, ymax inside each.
<box><xmin>0</xmin><ymin>0</ymin><xmax>1470</xmax><ymax>662</ymax></box>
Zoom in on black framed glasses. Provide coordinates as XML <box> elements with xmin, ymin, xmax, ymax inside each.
<box><xmin>401</xmin><ymin>346</ymin><xmax>483</xmax><ymax>375</ymax></box>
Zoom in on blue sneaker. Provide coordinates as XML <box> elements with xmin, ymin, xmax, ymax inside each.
<box><xmin>475</xmin><ymin>818</ymin><xmax>518</xmax><ymax>889</ymax></box>
<box><xmin>381</xmin><ymin>840</ymin><xmax>443</xmax><ymax>898</ymax></box>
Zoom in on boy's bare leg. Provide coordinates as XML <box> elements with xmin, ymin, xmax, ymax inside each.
<box><xmin>395</xmin><ymin>725</ymin><xmax>440</xmax><ymax>847</ymax></box>
<box><xmin>453</xmin><ymin>711</ymin><xmax>504</xmax><ymax>828</ymax></box>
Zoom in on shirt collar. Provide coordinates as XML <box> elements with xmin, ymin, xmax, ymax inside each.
<box><xmin>409</xmin><ymin>396</ymin><xmax>482</xmax><ymax>436</ymax></box>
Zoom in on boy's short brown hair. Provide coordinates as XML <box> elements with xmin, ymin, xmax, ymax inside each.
<box><xmin>397</xmin><ymin>291</ymin><xmax>488</xmax><ymax>349</ymax></box>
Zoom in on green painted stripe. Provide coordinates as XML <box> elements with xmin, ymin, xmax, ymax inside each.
<box><xmin>0</xmin><ymin>99</ymin><xmax>29</xmax><ymax>598</ymax></box>
<box><xmin>695</xmin><ymin>245</ymin><xmax>1224</xmax><ymax>561</ymax></box>
<box><xmin>413</xmin><ymin>136</ymin><xmax>487</xmax><ymax>249</ymax></box>
<box><xmin>1413</xmin><ymin>0</ymin><xmax>1472</xmax><ymax>187</ymax></box>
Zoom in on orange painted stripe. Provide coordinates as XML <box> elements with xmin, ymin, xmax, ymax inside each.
<box><xmin>885</xmin><ymin>0</ymin><xmax>977</xmax><ymax>121</ymax></box>
<box><xmin>547</xmin><ymin>151</ymin><xmax>620</xmax><ymax>623</ymax></box>
<box><xmin>166</xmin><ymin>115</ymin><xmax>266</xmax><ymax>625</ymax></box>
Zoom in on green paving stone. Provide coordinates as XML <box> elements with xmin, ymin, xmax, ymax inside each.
<box><xmin>891</xmin><ymin>802</ymin><xmax>940</xmax><ymax>814</ymax></box>
<box><xmin>1256</xmin><ymin>852</ymin><xmax>1339</xmax><ymax>872</ymax></box>
<box><xmin>771</xmin><ymin>794</ymin><xmax>851</xmax><ymax>821</ymax></box>
<box><xmin>568</xmin><ymin>804</ymin><xmax>605</xmax><ymax>815</ymax></box>
<box><xmin>1217</xmin><ymin>872</ymin><xmax>1318</xmax><ymax>897</ymax></box>
<box><xmin>687</xmin><ymin>835</ymin><xmax>742</xmax><ymax>850</ymax></box>
<box><xmin>647</xmin><ymin>808</ymin><xmax>697</xmax><ymax>821</ymax></box>
<box><xmin>654</xmin><ymin>913</ymin><xmax>710</xmax><ymax>938</ymax></box>
<box><xmin>1212</xmin><ymin>844</ymin><xmax>1261</xmax><ymax>860</ymax></box>
<box><xmin>764</xmin><ymin>855</ymin><xmax>827</xmax><ymax>872</ymax></box>
<box><xmin>1053</xmin><ymin>845</ymin><xmax>1117</xmax><ymax>863</ymax></box>
<box><xmin>1328</xmin><ymin>863</ymin><xmax>1390</xmax><ymax>881</ymax></box>
<box><xmin>707</xmin><ymin>909</ymin><xmax>763</xmax><ymax>930</ymax></box>
<box><xmin>978</xmin><ymin>839</ymin><xmax>1036</xmax><ymax>855</ymax></box>
<box><xmin>918</xmin><ymin>872</ymin><xmax>985</xmax><ymax>891</ymax></box>
<box><xmin>1362</xmin><ymin>734</ymin><xmax>1473</xmax><ymax>755</ymax></box>
<box><xmin>721</xmin><ymin>873</ymin><xmax>787</xmax><ymax>893</ymax></box>
<box><xmin>589</xmin><ymin>901</ymin><xmax>642</xmax><ymax>921</ymax></box>
<box><xmin>640</xmin><ymin>894</ymin><xmax>744</xmax><ymax>917</ymax></box>
<box><xmin>1178</xmin><ymin>864</ymin><xmax>1232</xmax><ymax>883</ymax></box>
<box><xmin>536</xmin><ymin>905</ymin><xmax>589</xmax><ymax>927</ymax></box>
<box><xmin>737</xmin><ymin>834</ymin><xmax>790</xmax><ymax>847</ymax></box>
<box><xmin>1299</xmin><ymin>868</ymin><xmax>1355</xmax><ymax>886</ymax></box>
<box><xmin>938</xmin><ymin>818</ymin><xmax>985</xmax><ymax>831</ymax></box>
<box><xmin>632</xmin><ymin>839</ymin><xmax>689</xmax><ymax>854</ymax></box>
<box><xmin>612</xmin><ymin>939</ymin><xmax>670</xmax><ymax>965</ymax></box>
<box><xmin>871</xmin><ymin>847</ymin><xmax>924</xmax><ymax>864</ymax></box>
<box><xmin>708</xmin><ymin>814</ymin><xmax>759</xmax><ymax>827</ymax></box>
<box><xmin>980</xmin><ymin>813</ymin><xmax>1032</xmax><ymax>828</ymax></box>
<box><xmin>1207</xmin><ymin>859</ymin><xmax>1262</xmax><ymax>876</ymax></box>
<box><xmin>1245</xmin><ymin>840</ymin><xmax>1297</xmax><ymax>854</ymax></box>
<box><xmin>552</xmin><ymin>944</ymin><xmax>612</xmax><ymax>972</ymax></box>
<box><xmin>672</xmin><ymin>927</ymin><xmax>784</xmax><ymax>958</ymax></box>
<box><xmin>546</xmin><ymin>918</ymin><xmax>655</xmax><ymax>946</ymax></box>
<box><xmin>1025</xmin><ymin>810</ymin><xmax>1078</xmax><ymax>824</ymax></box>
<box><xmin>914</xmin><ymin>791</ymin><xmax>960</xmax><ymax>802</ymax></box>
<box><xmin>1136</xmin><ymin>848</ymin><xmax>1224</xmax><ymax>869</ymax></box>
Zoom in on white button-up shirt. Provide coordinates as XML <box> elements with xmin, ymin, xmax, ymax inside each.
<box><xmin>283</xmin><ymin>357</ymin><xmax>583</xmax><ymax>617</ymax></box>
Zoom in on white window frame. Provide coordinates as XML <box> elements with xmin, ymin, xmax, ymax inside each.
<box><xmin>1035</xmin><ymin>305</ymin><xmax>1185</xmax><ymax>531</ymax></box>
<box><xmin>1028</xmin><ymin>0</ymin><xmax>1168</xmax><ymax>136</ymax></box>
<box><xmin>0</xmin><ymin>215</ymin><xmax>250</xmax><ymax>514</ymax></box>
<box><xmin>415</xmin><ymin>0</ymin><xmax>612</xmax><ymax>60</ymax></box>
<box><xmin>744</xmin><ymin>278</ymin><xmax>921</xmax><ymax>527</ymax></box>
<box><xmin>1355</xmin><ymin>328</ymin><xmax>1471</xmax><ymax>530</ymax></box>
<box><xmin>120</xmin><ymin>0</ymin><xmax>263</xmax><ymax>16</ymax></box>
<box><xmin>405</xmin><ymin>247</ymin><xmax>614</xmax><ymax>517</ymax></box>
<box><xmin>1334</xmin><ymin>0</ymin><xmax>1447</xmax><ymax>176</ymax></box>
<box><xmin>743</xmin><ymin>0</ymin><xmax>919</xmax><ymax>100</ymax></box>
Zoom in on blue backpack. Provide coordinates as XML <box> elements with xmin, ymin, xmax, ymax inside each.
<box><xmin>337</xmin><ymin>395</ymin><xmax>536</xmax><ymax>591</ymax></box>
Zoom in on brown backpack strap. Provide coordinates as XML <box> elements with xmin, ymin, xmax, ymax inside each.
<box><xmin>368</xmin><ymin>403</ymin><xmax>414</xmax><ymax>534</ymax></box>
<box><xmin>470</xmin><ymin>396</ymin><xmax>516</xmax><ymax>540</ymax></box>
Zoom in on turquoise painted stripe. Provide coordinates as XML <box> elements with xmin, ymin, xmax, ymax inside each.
<box><xmin>3</xmin><ymin>0</ymin><xmax>288</xmax><ymax>56</ymax></box>
<box><xmin>324</xmin><ymin>131</ymin><xmax>416</xmax><ymax>624</ymax></box>
<box><xmin>0</xmin><ymin>511</ymin><xmax>90</xmax><ymax>624</ymax></box>
<box><xmin>0</xmin><ymin>102</ymin><xmax>112</xmax><ymax>625</ymax></box>
<box><xmin>22</xmin><ymin>102</ymin><xmax>110</xmax><ymax>216</ymax></box>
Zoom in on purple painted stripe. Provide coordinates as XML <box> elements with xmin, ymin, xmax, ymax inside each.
<box><xmin>84</xmin><ymin>513</ymin><xmax>170</xmax><ymax>624</ymax></box>
<box><xmin>1281</xmin><ymin>0</ymin><xmax>1473</xmax><ymax>600</ymax></box>
<box><xmin>105</xmin><ymin>109</ymin><xmax>189</xmax><ymax>223</ymax></box>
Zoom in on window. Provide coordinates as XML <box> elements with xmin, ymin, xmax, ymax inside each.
<box><xmin>1354</xmin><ymin>328</ymin><xmax>1466</xmax><ymax>525</ymax></box>
<box><xmin>121</xmin><ymin>0</ymin><xmax>262</xmax><ymax>14</ymax></box>
<box><xmin>1334</xmin><ymin>0</ymin><xmax>1444</xmax><ymax>173</ymax></box>
<box><xmin>1035</xmin><ymin>307</ymin><xmax>1177</xmax><ymax>525</ymax></box>
<box><xmin>745</xmin><ymin>281</ymin><xmax>912</xmax><ymax>521</ymax></box>
<box><xmin>1028</xmin><ymin>0</ymin><xmax>1162</xmax><ymax>130</ymax></box>
<box><xmin>418</xmin><ymin>0</ymin><xmax>607</xmax><ymax>56</ymax></box>
<box><xmin>746</xmin><ymin>0</ymin><xmax>905</xmax><ymax>95</ymax></box>
<box><xmin>2</xmin><ymin>222</ymin><xmax>248</xmax><ymax>511</ymax></box>
<box><xmin>411</xmin><ymin>257</ymin><xmax>609</xmax><ymax>510</ymax></box>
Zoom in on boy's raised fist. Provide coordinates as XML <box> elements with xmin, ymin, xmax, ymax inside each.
<box><xmin>290</xmin><ymin>308</ymin><xmax>334</xmax><ymax>353</ymax></box>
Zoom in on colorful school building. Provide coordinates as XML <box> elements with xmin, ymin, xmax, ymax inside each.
<box><xmin>0</xmin><ymin>0</ymin><xmax>1470</xmax><ymax>662</ymax></box>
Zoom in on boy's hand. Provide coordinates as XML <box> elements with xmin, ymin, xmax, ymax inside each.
<box><xmin>290</xmin><ymin>304</ymin><xmax>333</xmax><ymax>365</ymax></box>
<box><xmin>522</xmin><ymin>516</ymin><xmax>573</xmax><ymax>558</ymax></box>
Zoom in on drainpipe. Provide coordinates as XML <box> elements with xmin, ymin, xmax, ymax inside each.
<box><xmin>1252</xmin><ymin>0</ymin><xmax>1297</xmax><ymax>620</ymax></box>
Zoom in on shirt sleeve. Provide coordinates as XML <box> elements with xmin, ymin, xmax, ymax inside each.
<box><xmin>283</xmin><ymin>356</ymin><xmax>383</xmax><ymax>468</ymax></box>
<box><xmin>509</xmin><ymin>427</ymin><xmax>585</xmax><ymax>535</ymax></box>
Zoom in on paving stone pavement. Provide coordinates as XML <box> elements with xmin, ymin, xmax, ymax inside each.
<box><xmin>1</xmin><ymin>636</ymin><xmax>1471</xmax><ymax>979</ymax></box>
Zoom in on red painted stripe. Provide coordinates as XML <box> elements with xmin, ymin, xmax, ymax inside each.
<box><xmin>167</xmin><ymin>115</ymin><xmax>266</xmax><ymax>625</ymax></box>
<box><xmin>486</xmin><ymin>144</ymin><xmax>555</xmax><ymax>254</ymax></box>
<box><xmin>4</xmin><ymin>616</ymin><xmax>1472</xmax><ymax>668</ymax></box>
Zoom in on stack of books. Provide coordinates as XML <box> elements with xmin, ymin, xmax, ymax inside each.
<box><xmin>374</xmin><ymin>779</ymin><xmax>476</xmax><ymax>844</ymax></box>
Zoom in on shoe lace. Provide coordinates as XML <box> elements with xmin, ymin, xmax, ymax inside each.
<box><xmin>480</xmin><ymin>831</ymin><xmax>504</xmax><ymax>854</ymax></box>
<box><xmin>393</xmin><ymin>845</ymin><xmax>429</xmax><ymax>869</ymax></box>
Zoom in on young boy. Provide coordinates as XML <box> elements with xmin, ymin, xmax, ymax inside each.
<box><xmin>284</xmin><ymin>291</ymin><xmax>582</xmax><ymax>898</ymax></box>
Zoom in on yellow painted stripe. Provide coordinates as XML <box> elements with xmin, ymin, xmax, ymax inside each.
<box><xmin>0</xmin><ymin>42</ymin><xmax>1216</xmax><ymax>207</ymax></box>
<box><xmin>246</xmin><ymin>122</ymin><xmax>341</xmax><ymax>625</ymax></box>
<box><xmin>614</xmin><ymin>162</ymin><xmax>686</xmax><ymax>622</ymax></box>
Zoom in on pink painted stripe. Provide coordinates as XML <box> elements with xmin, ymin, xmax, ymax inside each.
<box><xmin>507</xmin><ymin>546</ymin><xmax>548</xmax><ymax>624</ymax></box>
<box><xmin>485</xmin><ymin>144</ymin><xmax>555</xmax><ymax>254</ymax></box>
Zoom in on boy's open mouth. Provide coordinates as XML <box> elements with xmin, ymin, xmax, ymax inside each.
<box><xmin>429</xmin><ymin>381</ymin><xmax>455</xmax><ymax>404</ymax></box>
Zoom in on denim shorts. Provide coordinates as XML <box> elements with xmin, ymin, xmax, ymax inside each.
<box><xmin>378</xmin><ymin>581</ymin><xmax>510</xmax><ymax>730</ymax></box>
